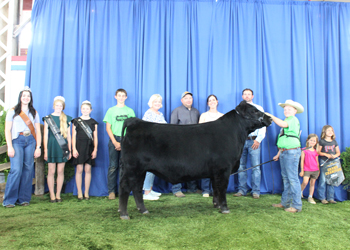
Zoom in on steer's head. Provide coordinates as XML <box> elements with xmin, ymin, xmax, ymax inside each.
<box><xmin>235</xmin><ymin>101</ymin><xmax>272</xmax><ymax>133</ymax></box>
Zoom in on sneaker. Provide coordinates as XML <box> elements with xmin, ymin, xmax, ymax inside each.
<box><xmin>5</xmin><ymin>204</ymin><xmax>15</xmax><ymax>208</ymax></box>
<box><xmin>308</xmin><ymin>197</ymin><xmax>316</xmax><ymax>204</ymax></box>
<box><xmin>252</xmin><ymin>194</ymin><xmax>260</xmax><ymax>199</ymax></box>
<box><xmin>321</xmin><ymin>199</ymin><xmax>329</xmax><ymax>204</ymax></box>
<box><xmin>174</xmin><ymin>191</ymin><xmax>186</xmax><ymax>198</ymax></box>
<box><xmin>109</xmin><ymin>192</ymin><xmax>116</xmax><ymax>200</ymax></box>
<box><xmin>203</xmin><ymin>193</ymin><xmax>210</xmax><ymax>198</ymax></box>
<box><xmin>150</xmin><ymin>190</ymin><xmax>162</xmax><ymax>197</ymax></box>
<box><xmin>19</xmin><ymin>202</ymin><xmax>29</xmax><ymax>206</ymax></box>
<box><xmin>272</xmin><ymin>203</ymin><xmax>284</xmax><ymax>208</ymax></box>
<box><xmin>233</xmin><ymin>192</ymin><xmax>243</xmax><ymax>197</ymax></box>
<box><xmin>143</xmin><ymin>193</ymin><xmax>159</xmax><ymax>200</ymax></box>
<box><xmin>329</xmin><ymin>200</ymin><xmax>337</xmax><ymax>204</ymax></box>
<box><xmin>284</xmin><ymin>207</ymin><xmax>299</xmax><ymax>213</ymax></box>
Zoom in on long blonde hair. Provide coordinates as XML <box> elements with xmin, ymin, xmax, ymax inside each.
<box><xmin>53</xmin><ymin>99</ymin><xmax>68</xmax><ymax>139</ymax></box>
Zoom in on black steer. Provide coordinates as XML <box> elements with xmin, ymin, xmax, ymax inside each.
<box><xmin>118</xmin><ymin>101</ymin><xmax>272</xmax><ymax>219</ymax></box>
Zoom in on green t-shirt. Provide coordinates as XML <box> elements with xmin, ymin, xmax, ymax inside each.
<box><xmin>103</xmin><ymin>105</ymin><xmax>135</xmax><ymax>136</ymax></box>
<box><xmin>277</xmin><ymin>116</ymin><xmax>301</xmax><ymax>149</ymax></box>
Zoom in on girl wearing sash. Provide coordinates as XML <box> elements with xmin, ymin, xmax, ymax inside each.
<box><xmin>3</xmin><ymin>87</ymin><xmax>41</xmax><ymax>208</ymax></box>
<box><xmin>43</xmin><ymin>96</ymin><xmax>72</xmax><ymax>203</ymax></box>
<box><xmin>72</xmin><ymin>101</ymin><xmax>98</xmax><ymax>200</ymax></box>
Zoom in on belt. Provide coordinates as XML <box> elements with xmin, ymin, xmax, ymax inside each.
<box><xmin>280</xmin><ymin>147</ymin><xmax>300</xmax><ymax>152</ymax></box>
<box><xmin>247</xmin><ymin>136</ymin><xmax>257</xmax><ymax>140</ymax></box>
<box><xmin>19</xmin><ymin>131</ymin><xmax>31</xmax><ymax>137</ymax></box>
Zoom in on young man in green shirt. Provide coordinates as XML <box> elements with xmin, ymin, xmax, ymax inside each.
<box><xmin>103</xmin><ymin>89</ymin><xmax>135</xmax><ymax>199</ymax></box>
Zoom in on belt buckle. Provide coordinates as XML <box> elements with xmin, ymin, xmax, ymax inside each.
<box><xmin>23</xmin><ymin>131</ymin><xmax>31</xmax><ymax>136</ymax></box>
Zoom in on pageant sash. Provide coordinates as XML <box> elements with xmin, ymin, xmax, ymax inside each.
<box><xmin>76</xmin><ymin>118</ymin><xmax>93</xmax><ymax>141</ymax></box>
<box><xmin>43</xmin><ymin>115</ymin><xmax>70</xmax><ymax>160</ymax></box>
<box><xmin>19</xmin><ymin>111</ymin><xmax>37</xmax><ymax>144</ymax></box>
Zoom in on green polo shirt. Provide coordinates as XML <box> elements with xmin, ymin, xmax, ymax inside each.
<box><xmin>277</xmin><ymin>116</ymin><xmax>301</xmax><ymax>149</ymax></box>
<box><xmin>103</xmin><ymin>105</ymin><xmax>135</xmax><ymax>136</ymax></box>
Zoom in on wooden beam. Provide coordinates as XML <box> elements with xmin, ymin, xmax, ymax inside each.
<box><xmin>0</xmin><ymin>145</ymin><xmax>7</xmax><ymax>154</ymax></box>
<box><xmin>35</xmin><ymin>125</ymin><xmax>45</xmax><ymax>195</ymax></box>
<box><xmin>0</xmin><ymin>162</ymin><xmax>10</xmax><ymax>171</ymax></box>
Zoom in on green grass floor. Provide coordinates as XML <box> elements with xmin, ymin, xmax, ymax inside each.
<box><xmin>1</xmin><ymin>193</ymin><xmax>350</xmax><ymax>249</ymax></box>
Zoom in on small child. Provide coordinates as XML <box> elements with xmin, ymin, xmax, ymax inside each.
<box><xmin>72</xmin><ymin>101</ymin><xmax>98</xmax><ymax>200</ymax></box>
<box><xmin>103</xmin><ymin>89</ymin><xmax>135</xmax><ymax>199</ymax></box>
<box><xmin>317</xmin><ymin>125</ymin><xmax>340</xmax><ymax>204</ymax></box>
<box><xmin>300</xmin><ymin>134</ymin><xmax>319</xmax><ymax>204</ymax></box>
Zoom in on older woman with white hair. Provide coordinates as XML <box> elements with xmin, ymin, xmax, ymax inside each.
<box><xmin>142</xmin><ymin>94</ymin><xmax>167</xmax><ymax>200</ymax></box>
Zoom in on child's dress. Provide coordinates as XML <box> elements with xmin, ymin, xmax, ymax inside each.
<box><xmin>72</xmin><ymin>118</ymin><xmax>98</xmax><ymax>166</ymax></box>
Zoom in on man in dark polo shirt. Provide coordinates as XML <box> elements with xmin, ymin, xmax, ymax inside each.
<box><xmin>170</xmin><ymin>91</ymin><xmax>200</xmax><ymax>197</ymax></box>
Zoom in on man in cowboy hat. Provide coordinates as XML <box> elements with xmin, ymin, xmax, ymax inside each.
<box><xmin>233</xmin><ymin>88</ymin><xmax>266</xmax><ymax>199</ymax></box>
<box><xmin>266</xmin><ymin>99</ymin><xmax>304</xmax><ymax>213</ymax></box>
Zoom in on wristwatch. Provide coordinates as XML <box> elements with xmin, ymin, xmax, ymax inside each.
<box><xmin>36</xmin><ymin>146</ymin><xmax>41</xmax><ymax>150</ymax></box>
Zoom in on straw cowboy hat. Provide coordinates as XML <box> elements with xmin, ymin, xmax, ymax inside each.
<box><xmin>278</xmin><ymin>100</ymin><xmax>304</xmax><ymax>114</ymax></box>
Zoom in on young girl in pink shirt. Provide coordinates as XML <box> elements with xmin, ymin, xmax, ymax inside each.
<box><xmin>300</xmin><ymin>134</ymin><xmax>319</xmax><ymax>204</ymax></box>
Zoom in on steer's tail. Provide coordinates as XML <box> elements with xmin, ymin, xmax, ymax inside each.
<box><xmin>120</xmin><ymin>117</ymin><xmax>137</xmax><ymax>147</ymax></box>
<box><xmin>120</xmin><ymin>120</ymin><xmax>129</xmax><ymax>147</ymax></box>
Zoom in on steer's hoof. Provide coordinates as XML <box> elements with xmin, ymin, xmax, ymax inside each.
<box><xmin>221</xmin><ymin>210</ymin><xmax>230</xmax><ymax>214</ymax></box>
<box><xmin>142</xmin><ymin>210</ymin><xmax>149</xmax><ymax>214</ymax></box>
<box><xmin>120</xmin><ymin>215</ymin><xmax>130</xmax><ymax>220</ymax></box>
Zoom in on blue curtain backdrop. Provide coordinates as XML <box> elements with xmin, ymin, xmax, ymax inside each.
<box><xmin>25</xmin><ymin>0</ymin><xmax>350</xmax><ymax>201</ymax></box>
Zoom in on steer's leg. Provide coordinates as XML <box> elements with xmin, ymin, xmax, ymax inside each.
<box><xmin>132</xmin><ymin>172</ymin><xmax>148</xmax><ymax>214</ymax></box>
<box><xmin>118</xmin><ymin>166</ymin><xmax>131</xmax><ymax>220</ymax></box>
<box><xmin>214</xmin><ymin>174</ymin><xmax>230</xmax><ymax>214</ymax></box>
<box><xmin>211</xmin><ymin>178</ymin><xmax>220</xmax><ymax>208</ymax></box>
<box><xmin>119</xmin><ymin>186</ymin><xmax>131</xmax><ymax>220</ymax></box>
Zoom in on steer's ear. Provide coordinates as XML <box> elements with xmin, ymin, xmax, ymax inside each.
<box><xmin>236</xmin><ymin>101</ymin><xmax>248</xmax><ymax>116</ymax></box>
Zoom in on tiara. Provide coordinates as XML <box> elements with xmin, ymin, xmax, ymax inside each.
<box><xmin>22</xmin><ymin>86</ymin><xmax>31</xmax><ymax>92</ymax></box>
<box><xmin>54</xmin><ymin>96</ymin><xmax>65</xmax><ymax>102</ymax></box>
<box><xmin>82</xmin><ymin>100</ymin><xmax>91</xmax><ymax>105</ymax></box>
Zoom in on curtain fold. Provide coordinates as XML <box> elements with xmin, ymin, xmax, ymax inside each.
<box><xmin>26</xmin><ymin>0</ymin><xmax>350</xmax><ymax>200</ymax></box>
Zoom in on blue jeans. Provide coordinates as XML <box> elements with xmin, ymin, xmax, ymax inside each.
<box><xmin>317</xmin><ymin>159</ymin><xmax>335</xmax><ymax>201</ymax></box>
<box><xmin>280</xmin><ymin>148</ymin><xmax>302</xmax><ymax>211</ymax></box>
<box><xmin>237</xmin><ymin>140</ymin><xmax>261</xmax><ymax>195</ymax></box>
<box><xmin>3</xmin><ymin>135</ymin><xmax>36</xmax><ymax>207</ymax></box>
<box><xmin>172</xmin><ymin>181</ymin><xmax>198</xmax><ymax>194</ymax></box>
<box><xmin>143</xmin><ymin>172</ymin><xmax>155</xmax><ymax>191</ymax></box>
<box><xmin>107</xmin><ymin>135</ymin><xmax>121</xmax><ymax>194</ymax></box>
<box><xmin>172</xmin><ymin>183</ymin><xmax>182</xmax><ymax>194</ymax></box>
<box><xmin>201</xmin><ymin>178</ymin><xmax>211</xmax><ymax>194</ymax></box>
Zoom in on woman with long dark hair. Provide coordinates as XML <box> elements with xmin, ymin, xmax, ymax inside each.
<box><xmin>3</xmin><ymin>86</ymin><xmax>41</xmax><ymax>208</ymax></box>
<box><xmin>199</xmin><ymin>94</ymin><xmax>224</xmax><ymax>197</ymax></box>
